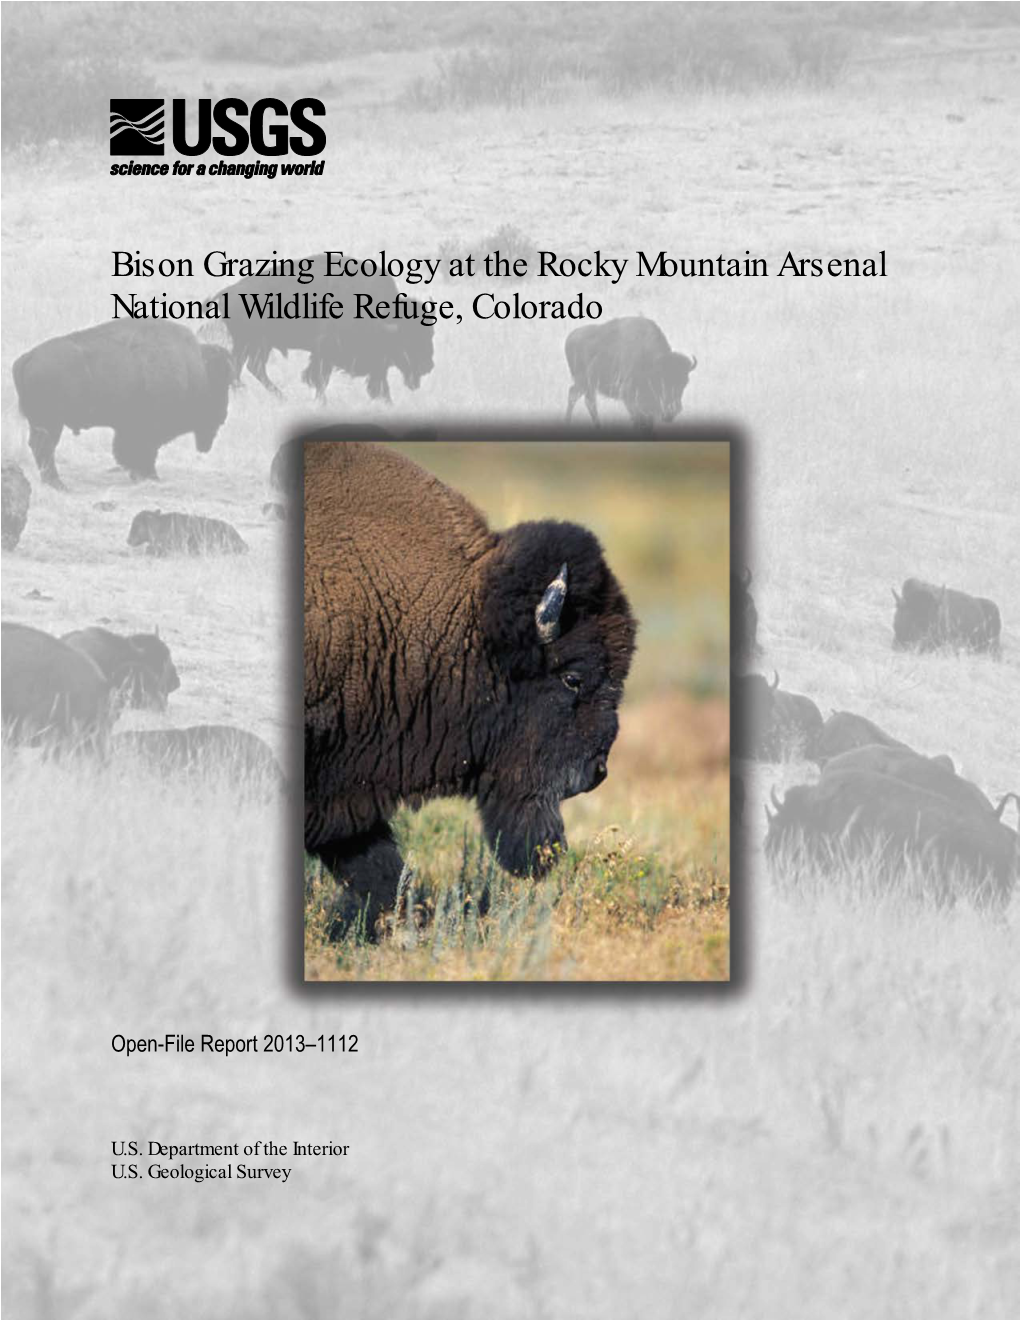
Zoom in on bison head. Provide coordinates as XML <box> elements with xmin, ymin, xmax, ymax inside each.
<box><xmin>892</xmin><ymin>580</ymin><xmax>943</xmax><ymax>650</ymax></box>
<box><xmin>126</xmin><ymin>511</ymin><xmax>156</xmax><ymax>548</ymax></box>
<box><xmin>123</xmin><ymin>630</ymin><xmax>180</xmax><ymax>711</ymax></box>
<box><xmin>475</xmin><ymin>520</ymin><xmax>636</xmax><ymax>876</ymax></box>
<box><xmin>654</xmin><ymin>351</ymin><xmax>697</xmax><ymax>422</ymax></box>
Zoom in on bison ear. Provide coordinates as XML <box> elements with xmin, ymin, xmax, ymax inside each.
<box><xmin>535</xmin><ymin>563</ymin><xmax>568</xmax><ymax>645</ymax></box>
<box><xmin>742</xmin><ymin>567</ymin><xmax>752</xmax><ymax>588</ymax></box>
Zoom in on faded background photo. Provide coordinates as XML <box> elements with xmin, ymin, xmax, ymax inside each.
<box><xmin>2</xmin><ymin>2</ymin><xmax>1019</xmax><ymax>1317</ymax></box>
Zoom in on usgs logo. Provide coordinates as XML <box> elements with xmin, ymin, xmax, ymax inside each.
<box><xmin>109</xmin><ymin>97</ymin><xmax>327</xmax><ymax>158</ymax></box>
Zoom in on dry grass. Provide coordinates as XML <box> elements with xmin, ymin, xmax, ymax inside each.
<box><xmin>305</xmin><ymin>693</ymin><xmax>731</xmax><ymax>982</ymax></box>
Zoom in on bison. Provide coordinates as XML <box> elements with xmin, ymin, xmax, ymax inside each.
<box><xmin>2</xmin><ymin>461</ymin><xmax>31</xmax><ymax>549</ymax></box>
<box><xmin>892</xmin><ymin>578</ymin><xmax>1001</xmax><ymax>654</ymax></box>
<box><xmin>732</xmin><ymin>671</ymin><xmax>821</xmax><ymax>761</ymax></box>
<box><xmin>765</xmin><ymin>768</ymin><xmax>1018</xmax><ymax>907</ymax></box>
<box><xmin>812</xmin><ymin>710</ymin><xmax>914</xmax><ymax>766</ymax></box>
<box><xmin>213</xmin><ymin>253</ymin><xmax>435</xmax><ymax>403</ymax></box>
<box><xmin>112</xmin><ymin>726</ymin><xmax>285</xmax><ymax>798</ymax></box>
<box><xmin>731</xmin><ymin>567</ymin><xmax>760</xmax><ymax>666</ymax></box>
<box><xmin>819</xmin><ymin>744</ymin><xmax>991</xmax><ymax>818</ymax></box>
<box><xmin>564</xmin><ymin>317</ymin><xmax>697</xmax><ymax>429</ymax></box>
<box><xmin>127</xmin><ymin>510</ymin><xmax>248</xmax><ymax>556</ymax></box>
<box><xmin>305</xmin><ymin>440</ymin><xmax>637</xmax><ymax>936</ymax></box>
<box><xmin>12</xmin><ymin>320</ymin><xmax>233</xmax><ymax>489</ymax></box>
<box><xmin>61</xmin><ymin>625</ymin><xmax>180</xmax><ymax>713</ymax></box>
<box><xmin>1</xmin><ymin>621</ymin><xmax>114</xmax><ymax>752</ymax></box>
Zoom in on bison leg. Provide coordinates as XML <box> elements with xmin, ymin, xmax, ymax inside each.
<box><xmin>582</xmin><ymin>390</ymin><xmax>600</xmax><ymax>426</ymax></box>
<box><xmin>28</xmin><ymin>425</ymin><xmax>65</xmax><ymax>490</ymax></box>
<box><xmin>366</xmin><ymin>373</ymin><xmax>393</xmax><ymax>404</ymax></box>
<box><xmin>228</xmin><ymin>340</ymin><xmax>248</xmax><ymax>387</ymax></box>
<box><xmin>315</xmin><ymin>822</ymin><xmax>402</xmax><ymax>942</ymax></box>
<box><xmin>246</xmin><ymin>346</ymin><xmax>284</xmax><ymax>398</ymax></box>
<box><xmin>301</xmin><ymin>356</ymin><xmax>333</xmax><ymax>403</ymax></box>
<box><xmin>565</xmin><ymin>382</ymin><xmax>584</xmax><ymax>422</ymax></box>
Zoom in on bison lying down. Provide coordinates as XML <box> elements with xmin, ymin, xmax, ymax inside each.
<box><xmin>765</xmin><ymin>745</ymin><xmax>1018</xmax><ymax>906</ymax></box>
<box><xmin>732</xmin><ymin>671</ymin><xmax>823</xmax><ymax>762</ymax></box>
<box><xmin>892</xmin><ymin>578</ymin><xmax>1001</xmax><ymax>654</ymax></box>
<box><xmin>112</xmin><ymin>726</ymin><xmax>285</xmax><ymax>798</ymax></box>
<box><xmin>12</xmin><ymin>320</ymin><xmax>233</xmax><ymax>488</ymax></box>
<box><xmin>127</xmin><ymin>510</ymin><xmax>248</xmax><ymax>556</ymax></box>
<box><xmin>305</xmin><ymin>439</ymin><xmax>636</xmax><ymax>937</ymax></box>
<box><xmin>2</xmin><ymin>622</ymin><xmax>114</xmax><ymax>752</ymax></box>
<box><xmin>812</xmin><ymin>710</ymin><xmax>914</xmax><ymax>766</ymax></box>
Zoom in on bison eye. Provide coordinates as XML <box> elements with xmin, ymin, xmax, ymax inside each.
<box><xmin>561</xmin><ymin>672</ymin><xmax>583</xmax><ymax>693</ymax></box>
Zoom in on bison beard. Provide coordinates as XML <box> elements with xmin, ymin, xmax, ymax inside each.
<box><xmin>304</xmin><ymin>441</ymin><xmax>636</xmax><ymax>940</ymax></box>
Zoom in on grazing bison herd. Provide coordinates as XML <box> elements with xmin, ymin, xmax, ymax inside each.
<box><xmin>732</xmin><ymin>571</ymin><xmax>1016</xmax><ymax>906</ymax></box>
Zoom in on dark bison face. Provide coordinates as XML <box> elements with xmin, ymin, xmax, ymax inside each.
<box><xmin>126</xmin><ymin>512</ymin><xmax>155</xmax><ymax>547</ymax></box>
<box><xmin>478</xmin><ymin>526</ymin><xmax>636</xmax><ymax>876</ymax></box>
<box><xmin>654</xmin><ymin>351</ymin><xmax>697</xmax><ymax>422</ymax></box>
<box><xmin>125</xmin><ymin>633</ymin><xmax>180</xmax><ymax>711</ymax></box>
<box><xmin>892</xmin><ymin>583</ymin><xmax>939</xmax><ymax>649</ymax></box>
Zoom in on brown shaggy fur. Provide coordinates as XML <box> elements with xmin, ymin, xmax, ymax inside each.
<box><xmin>304</xmin><ymin>440</ymin><xmax>636</xmax><ymax>937</ymax></box>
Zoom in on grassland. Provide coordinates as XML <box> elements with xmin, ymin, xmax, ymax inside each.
<box><xmin>2</xmin><ymin>2</ymin><xmax>1019</xmax><ymax>1316</ymax></box>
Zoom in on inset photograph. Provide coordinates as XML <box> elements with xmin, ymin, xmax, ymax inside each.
<box><xmin>303</xmin><ymin>430</ymin><xmax>732</xmax><ymax>981</ymax></box>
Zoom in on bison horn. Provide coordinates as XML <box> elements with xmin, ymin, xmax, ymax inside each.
<box><xmin>892</xmin><ymin>588</ymin><xmax>901</xmax><ymax>605</ymax></box>
<box><xmin>770</xmin><ymin>786</ymin><xmax>782</xmax><ymax>810</ymax></box>
<box><xmin>994</xmin><ymin>791</ymin><xmax>1020</xmax><ymax>822</ymax></box>
<box><xmin>770</xmin><ymin>671</ymin><xmax>780</xmax><ymax>690</ymax></box>
<box><xmin>154</xmin><ymin>624</ymin><xmax>160</xmax><ymax>640</ymax></box>
<box><xmin>688</xmin><ymin>354</ymin><xmax>698</xmax><ymax>372</ymax></box>
<box><xmin>535</xmin><ymin>563</ymin><xmax>568</xmax><ymax>644</ymax></box>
